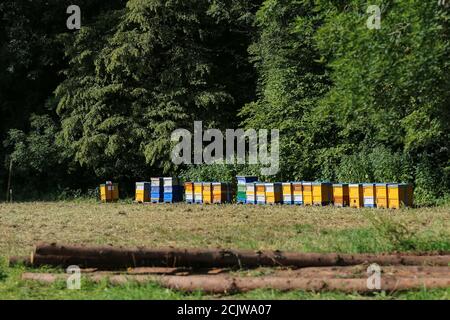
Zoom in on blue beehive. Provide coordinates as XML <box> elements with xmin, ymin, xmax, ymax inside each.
<box><xmin>163</xmin><ymin>177</ymin><xmax>183</xmax><ymax>203</ymax></box>
<box><xmin>151</xmin><ymin>178</ymin><xmax>163</xmax><ymax>203</ymax></box>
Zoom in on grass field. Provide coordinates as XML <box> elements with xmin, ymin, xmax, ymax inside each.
<box><xmin>0</xmin><ymin>201</ymin><xmax>449</xmax><ymax>300</ymax></box>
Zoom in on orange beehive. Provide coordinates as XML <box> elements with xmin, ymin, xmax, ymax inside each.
<box><xmin>292</xmin><ymin>182</ymin><xmax>303</xmax><ymax>205</ymax></box>
<box><xmin>212</xmin><ymin>182</ymin><xmax>230</xmax><ymax>204</ymax></box>
<box><xmin>202</xmin><ymin>182</ymin><xmax>213</xmax><ymax>204</ymax></box>
<box><xmin>185</xmin><ymin>182</ymin><xmax>194</xmax><ymax>204</ymax></box>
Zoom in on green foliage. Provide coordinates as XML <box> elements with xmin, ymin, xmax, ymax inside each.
<box><xmin>242</xmin><ymin>0</ymin><xmax>450</xmax><ymax>202</ymax></box>
<box><xmin>180</xmin><ymin>163</ymin><xmax>261</xmax><ymax>182</ymax></box>
<box><xmin>55</xmin><ymin>0</ymin><xmax>258</xmax><ymax>179</ymax></box>
<box><xmin>1</xmin><ymin>0</ymin><xmax>449</xmax><ymax>203</ymax></box>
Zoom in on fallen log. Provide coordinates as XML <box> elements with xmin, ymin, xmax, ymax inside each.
<box><xmin>273</xmin><ymin>266</ymin><xmax>450</xmax><ymax>279</ymax></box>
<box><xmin>158</xmin><ymin>275</ymin><xmax>450</xmax><ymax>294</ymax></box>
<box><xmin>21</xmin><ymin>272</ymin><xmax>450</xmax><ymax>294</ymax></box>
<box><xmin>31</xmin><ymin>242</ymin><xmax>450</xmax><ymax>269</ymax></box>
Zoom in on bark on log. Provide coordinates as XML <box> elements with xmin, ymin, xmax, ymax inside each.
<box><xmin>21</xmin><ymin>272</ymin><xmax>450</xmax><ymax>294</ymax></box>
<box><xmin>32</xmin><ymin>243</ymin><xmax>450</xmax><ymax>269</ymax></box>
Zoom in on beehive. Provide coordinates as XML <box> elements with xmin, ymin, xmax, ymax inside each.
<box><xmin>135</xmin><ymin>182</ymin><xmax>150</xmax><ymax>203</ymax></box>
<box><xmin>194</xmin><ymin>182</ymin><xmax>203</xmax><ymax>204</ymax></box>
<box><xmin>163</xmin><ymin>177</ymin><xmax>183</xmax><ymax>203</ymax></box>
<box><xmin>292</xmin><ymin>182</ymin><xmax>303</xmax><ymax>205</ymax></box>
<box><xmin>375</xmin><ymin>183</ymin><xmax>388</xmax><ymax>209</ymax></box>
<box><xmin>302</xmin><ymin>182</ymin><xmax>313</xmax><ymax>205</ymax></box>
<box><xmin>332</xmin><ymin>183</ymin><xmax>349</xmax><ymax>207</ymax></box>
<box><xmin>212</xmin><ymin>182</ymin><xmax>231</xmax><ymax>204</ymax></box>
<box><xmin>312</xmin><ymin>182</ymin><xmax>332</xmax><ymax>206</ymax></box>
<box><xmin>151</xmin><ymin>178</ymin><xmax>163</xmax><ymax>203</ymax></box>
<box><xmin>388</xmin><ymin>184</ymin><xmax>412</xmax><ymax>209</ymax></box>
<box><xmin>349</xmin><ymin>184</ymin><xmax>363</xmax><ymax>208</ymax></box>
<box><xmin>256</xmin><ymin>183</ymin><xmax>266</xmax><ymax>204</ymax></box>
<box><xmin>236</xmin><ymin>176</ymin><xmax>257</xmax><ymax>204</ymax></box>
<box><xmin>100</xmin><ymin>181</ymin><xmax>119</xmax><ymax>202</ymax></box>
<box><xmin>282</xmin><ymin>182</ymin><xmax>293</xmax><ymax>205</ymax></box>
<box><xmin>185</xmin><ymin>182</ymin><xmax>194</xmax><ymax>204</ymax></box>
<box><xmin>202</xmin><ymin>182</ymin><xmax>213</xmax><ymax>204</ymax></box>
<box><xmin>363</xmin><ymin>183</ymin><xmax>377</xmax><ymax>208</ymax></box>
<box><xmin>265</xmin><ymin>183</ymin><xmax>282</xmax><ymax>204</ymax></box>
<box><xmin>246</xmin><ymin>182</ymin><xmax>256</xmax><ymax>204</ymax></box>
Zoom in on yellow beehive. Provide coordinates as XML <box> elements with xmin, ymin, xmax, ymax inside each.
<box><xmin>302</xmin><ymin>182</ymin><xmax>313</xmax><ymax>205</ymax></box>
<box><xmin>194</xmin><ymin>182</ymin><xmax>203</xmax><ymax>204</ymax></box>
<box><xmin>282</xmin><ymin>182</ymin><xmax>293</xmax><ymax>205</ymax></box>
<box><xmin>312</xmin><ymin>182</ymin><xmax>332</xmax><ymax>206</ymax></box>
<box><xmin>349</xmin><ymin>184</ymin><xmax>363</xmax><ymax>208</ymax></box>
<box><xmin>375</xmin><ymin>184</ymin><xmax>388</xmax><ymax>209</ymax></box>
<box><xmin>212</xmin><ymin>182</ymin><xmax>229</xmax><ymax>204</ymax></box>
<box><xmin>265</xmin><ymin>183</ymin><xmax>282</xmax><ymax>204</ymax></box>
<box><xmin>203</xmin><ymin>182</ymin><xmax>213</xmax><ymax>204</ymax></box>
<box><xmin>388</xmin><ymin>184</ymin><xmax>412</xmax><ymax>209</ymax></box>
<box><xmin>332</xmin><ymin>184</ymin><xmax>349</xmax><ymax>207</ymax></box>
<box><xmin>100</xmin><ymin>182</ymin><xmax>119</xmax><ymax>202</ymax></box>
<box><xmin>363</xmin><ymin>183</ymin><xmax>376</xmax><ymax>208</ymax></box>
<box><xmin>135</xmin><ymin>182</ymin><xmax>150</xmax><ymax>203</ymax></box>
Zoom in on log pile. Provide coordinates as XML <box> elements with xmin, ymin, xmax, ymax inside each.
<box><xmin>11</xmin><ymin>242</ymin><xmax>450</xmax><ymax>294</ymax></box>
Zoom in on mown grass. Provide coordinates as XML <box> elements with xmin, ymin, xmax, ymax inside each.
<box><xmin>0</xmin><ymin>201</ymin><xmax>449</xmax><ymax>300</ymax></box>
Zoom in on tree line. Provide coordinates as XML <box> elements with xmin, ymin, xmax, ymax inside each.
<box><xmin>1</xmin><ymin>0</ymin><xmax>449</xmax><ymax>204</ymax></box>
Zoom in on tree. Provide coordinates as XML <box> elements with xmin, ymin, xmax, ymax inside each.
<box><xmin>55</xmin><ymin>0</ymin><xmax>258</xmax><ymax>179</ymax></box>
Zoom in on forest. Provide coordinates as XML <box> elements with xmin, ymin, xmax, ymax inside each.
<box><xmin>1</xmin><ymin>0</ymin><xmax>449</xmax><ymax>205</ymax></box>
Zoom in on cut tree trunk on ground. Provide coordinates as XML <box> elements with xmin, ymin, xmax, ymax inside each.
<box><xmin>21</xmin><ymin>272</ymin><xmax>450</xmax><ymax>294</ymax></box>
<box><xmin>31</xmin><ymin>243</ymin><xmax>450</xmax><ymax>269</ymax></box>
<box><xmin>272</xmin><ymin>266</ymin><xmax>450</xmax><ymax>279</ymax></box>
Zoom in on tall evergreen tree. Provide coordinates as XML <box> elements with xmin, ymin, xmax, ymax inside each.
<box><xmin>56</xmin><ymin>0</ymin><xmax>258</xmax><ymax>179</ymax></box>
